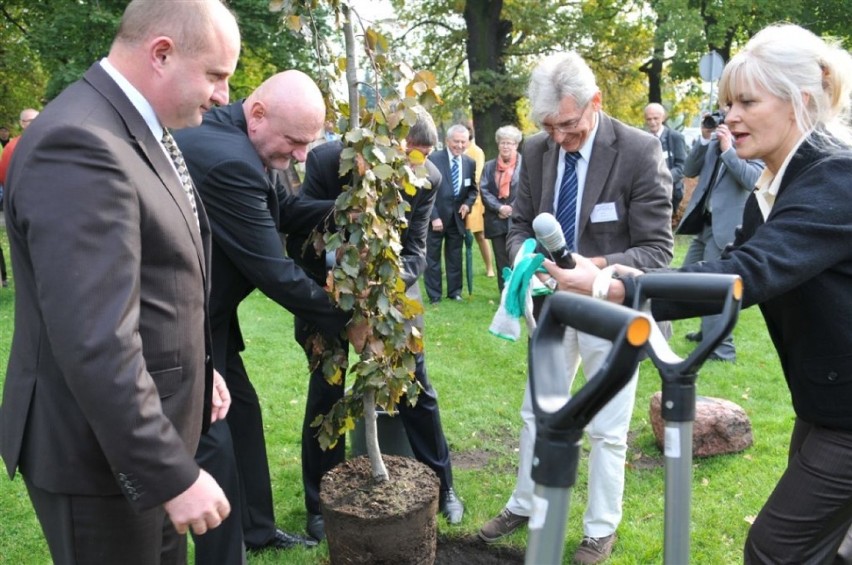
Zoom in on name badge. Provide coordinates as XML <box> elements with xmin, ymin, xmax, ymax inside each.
<box><xmin>590</xmin><ymin>202</ymin><xmax>618</xmax><ymax>223</ymax></box>
<box><xmin>464</xmin><ymin>178</ymin><xmax>471</xmax><ymax>187</ymax></box>
<box><xmin>662</xmin><ymin>150</ymin><xmax>669</xmax><ymax>159</ymax></box>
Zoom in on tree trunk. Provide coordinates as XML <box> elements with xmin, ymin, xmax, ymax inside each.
<box><xmin>463</xmin><ymin>0</ymin><xmax>518</xmax><ymax>158</ymax></box>
<box><xmin>341</xmin><ymin>6</ymin><xmax>388</xmax><ymax>484</ymax></box>
<box><xmin>640</xmin><ymin>13</ymin><xmax>665</xmax><ymax>104</ymax></box>
<box><xmin>342</xmin><ymin>5</ymin><xmax>359</xmax><ymax>130</ymax></box>
<box><xmin>363</xmin><ymin>389</ymin><xmax>389</xmax><ymax>481</ymax></box>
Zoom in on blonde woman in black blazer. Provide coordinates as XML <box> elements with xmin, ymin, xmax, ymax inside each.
<box><xmin>555</xmin><ymin>24</ymin><xmax>852</xmax><ymax>564</ymax></box>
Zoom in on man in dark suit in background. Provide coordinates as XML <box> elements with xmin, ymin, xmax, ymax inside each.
<box><xmin>644</xmin><ymin>103</ymin><xmax>687</xmax><ymax>215</ymax></box>
<box><xmin>479</xmin><ymin>52</ymin><xmax>673</xmax><ymax>564</ymax></box>
<box><xmin>175</xmin><ymin>70</ymin><xmax>358</xmax><ymax>562</ymax></box>
<box><xmin>675</xmin><ymin>114</ymin><xmax>764</xmax><ymax>362</ymax></box>
<box><xmin>425</xmin><ymin>124</ymin><xmax>478</xmax><ymax>303</ymax></box>
<box><xmin>288</xmin><ymin>108</ymin><xmax>464</xmax><ymax>541</ymax></box>
<box><xmin>0</xmin><ymin>2</ymin><xmax>240</xmax><ymax>563</ymax></box>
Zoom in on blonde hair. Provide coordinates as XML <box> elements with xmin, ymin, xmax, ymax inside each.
<box><xmin>495</xmin><ymin>125</ymin><xmax>522</xmax><ymax>144</ymax></box>
<box><xmin>718</xmin><ymin>24</ymin><xmax>852</xmax><ymax>149</ymax></box>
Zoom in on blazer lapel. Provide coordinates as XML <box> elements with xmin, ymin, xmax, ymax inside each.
<box><xmin>579</xmin><ymin>112</ymin><xmax>615</xmax><ymax>236</ymax></box>
<box><xmin>541</xmin><ymin>140</ymin><xmax>559</xmax><ymax>214</ymax></box>
<box><xmin>83</xmin><ymin>64</ymin><xmax>208</xmax><ymax>279</ymax></box>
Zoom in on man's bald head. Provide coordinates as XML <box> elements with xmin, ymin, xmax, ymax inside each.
<box><xmin>244</xmin><ymin>70</ymin><xmax>326</xmax><ymax>170</ymax></box>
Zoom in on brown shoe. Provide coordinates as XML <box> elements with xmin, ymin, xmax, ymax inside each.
<box><xmin>573</xmin><ymin>533</ymin><xmax>617</xmax><ymax>564</ymax></box>
<box><xmin>477</xmin><ymin>508</ymin><xmax>528</xmax><ymax>543</ymax></box>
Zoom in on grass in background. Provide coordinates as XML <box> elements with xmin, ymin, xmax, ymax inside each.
<box><xmin>0</xmin><ymin>234</ymin><xmax>791</xmax><ymax>564</ymax></box>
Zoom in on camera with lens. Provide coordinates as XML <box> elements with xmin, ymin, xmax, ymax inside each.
<box><xmin>702</xmin><ymin>110</ymin><xmax>726</xmax><ymax>130</ymax></box>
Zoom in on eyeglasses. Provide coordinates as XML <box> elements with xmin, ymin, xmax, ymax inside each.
<box><xmin>541</xmin><ymin>104</ymin><xmax>590</xmax><ymax>135</ymax></box>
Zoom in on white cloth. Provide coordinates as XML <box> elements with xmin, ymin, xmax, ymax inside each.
<box><xmin>505</xmin><ymin>329</ymin><xmax>639</xmax><ymax>538</ymax></box>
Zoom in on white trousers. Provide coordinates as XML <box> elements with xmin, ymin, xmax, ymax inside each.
<box><xmin>505</xmin><ymin>328</ymin><xmax>639</xmax><ymax>538</ymax></box>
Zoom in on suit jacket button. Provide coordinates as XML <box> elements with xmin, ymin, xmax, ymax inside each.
<box><xmin>827</xmin><ymin>371</ymin><xmax>838</xmax><ymax>382</ymax></box>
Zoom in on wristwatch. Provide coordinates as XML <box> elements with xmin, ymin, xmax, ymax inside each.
<box><xmin>544</xmin><ymin>277</ymin><xmax>558</xmax><ymax>291</ymax></box>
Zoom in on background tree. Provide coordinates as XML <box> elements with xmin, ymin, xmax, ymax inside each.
<box><xmin>0</xmin><ymin>0</ymin><xmax>322</xmax><ymax>120</ymax></box>
<box><xmin>0</xmin><ymin>2</ymin><xmax>48</xmax><ymax>128</ymax></box>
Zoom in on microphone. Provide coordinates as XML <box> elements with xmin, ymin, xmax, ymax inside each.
<box><xmin>532</xmin><ymin>212</ymin><xmax>576</xmax><ymax>269</ymax></box>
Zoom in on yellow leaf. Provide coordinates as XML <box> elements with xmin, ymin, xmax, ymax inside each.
<box><xmin>402</xmin><ymin>178</ymin><xmax>417</xmax><ymax>196</ymax></box>
<box><xmin>366</xmin><ymin>28</ymin><xmax>378</xmax><ymax>51</ymax></box>
<box><xmin>408</xmin><ymin>149</ymin><xmax>426</xmax><ymax>165</ymax></box>
<box><xmin>413</xmin><ymin>69</ymin><xmax>438</xmax><ymax>88</ymax></box>
<box><xmin>286</xmin><ymin>15</ymin><xmax>302</xmax><ymax>32</ymax></box>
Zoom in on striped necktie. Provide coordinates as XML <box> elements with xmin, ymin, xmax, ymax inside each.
<box><xmin>161</xmin><ymin>128</ymin><xmax>200</xmax><ymax>229</ymax></box>
<box><xmin>451</xmin><ymin>157</ymin><xmax>460</xmax><ymax>196</ymax></box>
<box><xmin>555</xmin><ymin>151</ymin><xmax>581</xmax><ymax>251</ymax></box>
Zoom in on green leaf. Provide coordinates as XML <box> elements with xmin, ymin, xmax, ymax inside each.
<box><xmin>372</xmin><ymin>164</ymin><xmax>394</xmax><ymax>180</ymax></box>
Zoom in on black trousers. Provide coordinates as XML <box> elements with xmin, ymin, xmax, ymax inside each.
<box><xmin>744</xmin><ymin>418</ymin><xmax>852</xmax><ymax>564</ymax></box>
<box><xmin>425</xmin><ymin>223</ymin><xmax>464</xmax><ymax>301</ymax></box>
<box><xmin>24</xmin><ymin>475</ymin><xmax>184</xmax><ymax>565</ymax></box>
<box><xmin>297</xmin><ymin>318</ymin><xmax>453</xmax><ymax>516</ymax></box>
<box><xmin>0</xmin><ymin>243</ymin><xmax>7</xmax><ymax>283</ymax></box>
<box><xmin>489</xmin><ymin>234</ymin><xmax>510</xmax><ymax>292</ymax></box>
<box><xmin>192</xmin><ymin>420</ymin><xmax>245</xmax><ymax>565</ymax></box>
<box><xmin>193</xmin><ymin>350</ymin><xmax>274</xmax><ymax>564</ymax></box>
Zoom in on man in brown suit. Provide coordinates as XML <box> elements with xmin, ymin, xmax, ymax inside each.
<box><xmin>478</xmin><ymin>51</ymin><xmax>673</xmax><ymax>564</ymax></box>
<box><xmin>0</xmin><ymin>2</ymin><xmax>241</xmax><ymax>563</ymax></box>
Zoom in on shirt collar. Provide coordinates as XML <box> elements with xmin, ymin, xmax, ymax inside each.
<box><xmin>754</xmin><ymin>134</ymin><xmax>807</xmax><ymax>220</ymax></box>
<box><xmin>99</xmin><ymin>58</ymin><xmax>164</xmax><ymax>141</ymax></box>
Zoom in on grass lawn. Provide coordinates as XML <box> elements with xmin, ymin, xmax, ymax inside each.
<box><xmin>0</xmin><ymin>232</ymin><xmax>791</xmax><ymax>564</ymax></box>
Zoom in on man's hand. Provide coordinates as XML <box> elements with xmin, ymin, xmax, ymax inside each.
<box><xmin>543</xmin><ymin>254</ymin><xmax>598</xmax><ymax>295</ymax></box>
<box><xmin>210</xmin><ymin>370</ymin><xmax>231</xmax><ymax>424</ymax></box>
<box><xmin>163</xmin><ymin>469</ymin><xmax>230</xmax><ymax>536</ymax></box>
<box><xmin>431</xmin><ymin>218</ymin><xmax>444</xmax><ymax>232</ymax></box>
<box><xmin>459</xmin><ymin>204</ymin><xmax>470</xmax><ymax>219</ymax></box>
<box><xmin>715</xmin><ymin>124</ymin><xmax>733</xmax><ymax>152</ymax></box>
<box><xmin>498</xmin><ymin>204</ymin><xmax>512</xmax><ymax>219</ymax></box>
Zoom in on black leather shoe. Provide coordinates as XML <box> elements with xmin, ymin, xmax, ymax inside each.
<box><xmin>306</xmin><ymin>513</ymin><xmax>325</xmax><ymax>541</ymax></box>
<box><xmin>449</xmin><ymin>295</ymin><xmax>463</xmax><ymax>301</ymax></box>
<box><xmin>685</xmin><ymin>331</ymin><xmax>703</xmax><ymax>342</ymax></box>
<box><xmin>429</xmin><ymin>297</ymin><xmax>441</xmax><ymax>304</ymax></box>
<box><xmin>439</xmin><ymin>488</ymin><xmax>464</xmax><ymax>524</ymax></box>
<box><xmin>247</xmin><ymin>528</ymin><xmax>318</xmax><ymax>552</ymax></box>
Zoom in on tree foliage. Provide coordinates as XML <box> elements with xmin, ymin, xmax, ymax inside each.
<box><xmin>280</xmin><ymin>0</ymin><xmax>442</xmax><ymax>481</ymax></box>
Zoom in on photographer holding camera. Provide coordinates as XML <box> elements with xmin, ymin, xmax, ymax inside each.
<box><xmin>675</xmin><ymin>110</ymin><xmax>764</xmax><ymax>361</ymax></box>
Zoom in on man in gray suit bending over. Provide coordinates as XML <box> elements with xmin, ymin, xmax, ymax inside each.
<box><xmin>676</xmin><ymin>113</ymin><xmax>764</xmax><ymax>362</ymax></box>
<box><xmin>0</xmin><ymin>2</ymin><xmax>240</xmax><ymax>563</ymax></box>
<box><xmin>478</xmin><ymin>51</ymin><xmax>673</xmax><ymax>564</ymax></box>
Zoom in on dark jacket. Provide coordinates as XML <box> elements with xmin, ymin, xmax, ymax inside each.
<box><xmin>480</xmin><ymin>155</ymin><xmax>522</xmax><ymax>239</ymax></box>
<box><xmin>650</xmin><ymin>138</ymin><xmax>852</xmax><ymax>429</ymax></box>
<box><xmin>174</xmin><ymin>102</ymin><xmax>348</xmax><ymax>369</ymax></box>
